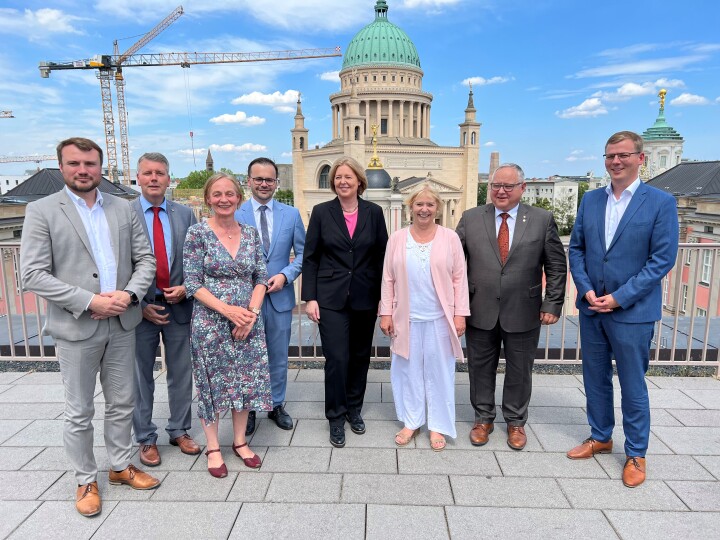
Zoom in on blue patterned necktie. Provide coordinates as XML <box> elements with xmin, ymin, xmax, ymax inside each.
<box><xmin>259</xmin><ymin>205</ymin><xmax>270</xmax><ymax>254</ymax></box>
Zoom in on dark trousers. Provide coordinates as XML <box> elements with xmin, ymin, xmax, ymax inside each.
<box><xmin>466</xmin><ymin>321</ymin><xmax>541</xmax><ymax>426</ymax></box>
<box><xmin>318</xmin><ymin>302</ymin><xmax>377</xmax><ymax>427</ymax></box>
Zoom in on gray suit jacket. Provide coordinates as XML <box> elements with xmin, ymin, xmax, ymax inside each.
<box><xmin>131</xmin><ymin>198</ymin><xmax>197</xmax><ymax>324</ymax></box>
<box><xmin>456</xmin><ymin>203</ymin><xmax>567</xmax><ymax>333</ymax></box>
<box><xmin>20</xmin><ymin>189</ymin><xmax>155</xmax><ymax>342</ymax></box>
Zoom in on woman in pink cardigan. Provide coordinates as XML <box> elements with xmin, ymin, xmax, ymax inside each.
<box><xmin>379</xmin><ymin>183</ymin><xmax>470</xmax><ymax>451</ymax></box>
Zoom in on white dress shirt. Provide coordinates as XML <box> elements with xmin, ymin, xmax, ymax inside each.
<box><xmin>605</xmin><ymin>178</ymin><xmax>641</xmax><ymax>249</ymax></box>
<box><xmin>251</xmin><ymin>197</ymin><xmax>274</xmax><ymax>240</ymax></box>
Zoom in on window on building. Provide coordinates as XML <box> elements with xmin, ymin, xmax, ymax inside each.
<box><xmin>704</xmin><ymin>226</ymin><xmax>714</xmax><ymax>234</ymax></box>
<box><xmin>380</xmin><ymin>118</ymin><xmax>387</xmax><ymax>135</ymax></box>
<box><xmin>318</xmin><ymin>165</ymin><xmax>330</xmax><ymax>189</ymax></box>
<box><xmin>471</xmin><ymin>132</ymin><xmax>476</xmax><ymax>145</ymax></box>
<box><xmin>660</xmin><ymin>155</ymin><xmax>667</xmax><ymax>168</ymax></box>
<box><xmin>382</xmin><ymin>75</ymin><xmax>386</xmax><ymax>82</ymax></box>
<box><xmin>696</xmin><ymin>307</ymin><xmax>707</xmax><ymax>317</ymax></box>
<box><xmin>392</xmin><ymin>75</ymin><xmax>395</xmax><ymax>82</ymax></box>
<box><xmin>681</xmin><ymin>284</ymin><xmax>688</xmax><ymax>313</ymax></box>
<box><xmin>364</xmin><ymin>75</ymin><xmax>368</xmax><ymax>82</ymax></box>
<box><xmin>15</xmin><ymin>180</ymin><xmax>18</xmax><ymax>185</ymax></box>
<box><xmin>401</xmin><ymin>76</ymin><xmax>404</xmax><ymax>82</ymax></box>
<box><xmin>701</xmin><ymin>250</ymin><xmax>712</xmax><ymax>284</ymax></box>
<box><xmin>354</xmin><ymin>126</ymin><xmax>360</xmax><ymax>141</ymax></box>
<box><xmin>373</xmin><ymin>75</ymin><xmax>376</xmax><ymax>82</ymax></box>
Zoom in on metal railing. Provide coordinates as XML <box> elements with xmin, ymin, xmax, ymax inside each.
<box><xmin>1</xmin><ymin>242</ymin><xmax>718</xmax><ymax>376</ymax></box>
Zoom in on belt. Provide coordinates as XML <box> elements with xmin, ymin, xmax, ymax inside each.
<box><xmin>154</xmin><ymin>294</ymin><xmax>168</xmax><ymax>302</ymax></box>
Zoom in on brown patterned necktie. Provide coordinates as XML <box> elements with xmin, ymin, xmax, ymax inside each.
<box><xmin>498</xmin><ymin>212</ymin><xmax>510</xmax><ymax>264</ymax></box>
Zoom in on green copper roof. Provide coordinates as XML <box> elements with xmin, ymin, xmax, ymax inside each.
<box><xmin>342</xmin><ymin>1</ymin><xmax>421</xmax><ymax>70</ymax></box>
<box><xmin>642</xmin><ymin>107</ymin><xmax>683</xmax><ymax>141</ymax></box>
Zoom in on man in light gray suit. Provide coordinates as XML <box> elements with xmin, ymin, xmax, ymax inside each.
<box><xmin>131</xmin><ymin>153</ymin><xmax>200</xmax><ymax>468</ymax></box>
<box><xmin>20</xmin><ymin>137</ymin><xmax>160</xmax><ymax>518</ymax></box>
<box><xmin>456</xmin><ymin>163</ymin><xmax>566</xmax><ymax>451</ymax></box>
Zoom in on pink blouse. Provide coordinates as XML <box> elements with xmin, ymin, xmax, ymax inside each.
<box><xmin>344</xmin><ymin>209</ymin><xmax>358</xmax><ymax>238</ymax></box>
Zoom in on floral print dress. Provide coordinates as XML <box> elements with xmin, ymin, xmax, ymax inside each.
<box><xmin>184</xmin><ymin>220</ymin><xmax>272</xmax><ymax>423</ymax></box>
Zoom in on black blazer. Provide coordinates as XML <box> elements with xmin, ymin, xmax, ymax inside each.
<box><xmin>301</xmin><ymin>197</ymin><xmax>388</xmax><ymax>311</ymax></box>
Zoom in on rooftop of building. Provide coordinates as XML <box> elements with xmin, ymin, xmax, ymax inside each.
<box><xmin>647</xmin><ymin>160</ymin><xmax>720</xmax><ymax>197</ymax></box>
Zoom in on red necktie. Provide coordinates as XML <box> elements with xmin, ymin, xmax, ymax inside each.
<box><xmin>498</xmin><ymin>212</ymin><xmax>510</xmax><ymax>264</ymax></box>
<box><xmin>152</xmin><ymin>207</ymin><xmax>170</xmax><ymax>290</ymax></box>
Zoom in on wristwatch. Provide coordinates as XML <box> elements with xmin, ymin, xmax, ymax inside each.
<box><xmin>125</xmin><ymin>290</ymin><xmax>139</xmax><ymax>305</ymax></box>
<box><xmin>249</xmin><ymin>306</ymin><xmax>261</xmax><ymax>315</ymax></box>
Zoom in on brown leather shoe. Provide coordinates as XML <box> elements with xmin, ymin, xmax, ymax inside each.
<box><xmin>108</xmin><ymin>464</ymin><xmax>160</xmax><ymax>490</ymax></box>
<box><xmin>622</xmin><ymin>456</ymin><xmax>646</xmax><ymax>488</ymax></box>
<box><xmin>507</xmin><ymin>425</ymin><xmax>527</xmax><ymax>450</ymax></box>
<box><xmin>566</xmin><ymin>437</ymin><xmax>613</xmax><ymax>460</ymax></box>
<box><xmin>170</xmin><ymin>434</ymin><xmax>201</xmax><ymax>455</ymax></box>
<box><xmin>75</xmin><ymin>481</ymin><xmax>101</xmax><ymax>517</ymax></box>
<box><xmin>139</xmin><ymin>443</ymin><xmax>161</xmax><ymax>467</ymax></box>
<box><xmin>469</xmin><ymin>423</ymin><xmax>494</xmax><ymax>446</ymax></box>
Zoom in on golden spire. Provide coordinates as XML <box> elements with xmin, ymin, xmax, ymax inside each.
<box><xmin>367</xmin><ymin>124</ymin><xmax>383</xmax><ymax>169</ymax></box>
<box><xmin>659</xmin><ymin>88</ymin><xmax>666</xmax><ymax>110</ymax></box>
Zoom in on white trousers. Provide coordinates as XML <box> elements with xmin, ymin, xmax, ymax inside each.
<box><xmin>391</xmin><ymin>318</ymin><xmax>457</xmax><ymax>438</ymax></box>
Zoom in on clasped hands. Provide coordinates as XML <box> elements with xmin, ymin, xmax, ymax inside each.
<box><xmin>89</xmin><ymin>290</ymin><xmax>131</xmax><ymax>320</ymax></box>
<box><xmin>223</xmin><ymin>304</ymin><xmax>257</xmax><ymax>341</ymax></box>
<box><xmin>585</xmin><ymin>290</ymin><xmax>619</xmax><ymax>313</ymax></box>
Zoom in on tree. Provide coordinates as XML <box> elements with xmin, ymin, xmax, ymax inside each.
<box><xmin>532</xmin><ymin>197</ymin><xmax>552</xmax><ymax>212</ymax></box>
<box><xmin>177</xmin><ymin>169</ymin><xmax>213</xmax><ymax>189</ymax></box>
<box><xmin>552</xmin><ymin>194</ymin><xmax>576</xmax><ymax>236</ymax></box>
<box><xmin>477</xmin><ymin>183</ymin><xmax>488</xmax><ymax>206</ymax></box>
<box><xmin>577</xmin><ymin>181</ymin><xmax>588</xmax><ymax>209</ymax></box>
<box><xmin>275</xmin><ymin>189</ymin><xmax>294</xmax><ymax>206</ymax></box>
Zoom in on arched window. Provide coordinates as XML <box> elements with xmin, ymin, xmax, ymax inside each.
<box><xmin>354</xmin><ymin>126</ymin><xmax>360</xmax><ymax>141</ymax></box>
<box><xmin>319</xmin><ymin>165</ymin><xmax>330</xmax><ymax>189</ymax></box>
<box><xmin>471</xmin><ymin>132</ymin><xmax>476</xmax><ymax>145</ymax></box>
<box><xmin>299</xmin><ymin>137</ymin><xmax>304</xmax><ymax>150</ymax></box>
<box><xmin>462</xmin><ymin>131</ymin><xmax>467</xmax><ymax>145</ymax></box>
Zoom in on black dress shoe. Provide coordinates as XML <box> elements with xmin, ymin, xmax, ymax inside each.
<box><xmin>268</xmin><ymin>404</ymin><xmax>293</xmax><ymax>430</ymax></box>
<box><xmin>245</xmin><ymin>410</ymin><xmax>256</xmax><ymax>436</ymax></box>
<box><xmin>329</xmin><ymin>425</ymin><xmax>345</xmax><ymax>448</ymax></box>
<box><xmin>345</xmin><ymin>411</ymin><xmax>366</xmax><ymax>435</ymax></box>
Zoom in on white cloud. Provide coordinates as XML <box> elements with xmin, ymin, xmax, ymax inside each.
<box><xmin>591</xmin><ymin>78</ymin><xmax>685</xmax><ymax>103</ymax></box>
<box><xmin>281</xmin><ymin>151</ymin><xmax>293</xmax><ymax>158</ymax></box>
<box><xmin>670</xmin><ymin>93</ymin><xmax>710</xmax><ymax>106</ymax></box>
<box><xmin>573</xmin><ymin>55</ymin><xmax>707</xmax><ymax>78</ymax></box>
<box><xmin>209</xmin><ymin>111</ymin><xmax>265</xmax><ymax>125</ymax></box>
<box><xmin>0</xmin><ymin>8</ymin><xmax>86</xmax><ymax>40</ymax></box>
<box><xmin>716</xmin><ymin>96</ymin><xmax>720</xmax><ymax>103</ymax></box>
<box><xmin>654</xmin><ymin>78</ymin><xmax>686</xmax><ymax>89</ymax></box>
<box><xmin>462</xmin><ymin>76</ymin><xmax>513</xmax><ymax>86</ymax></box>
<box><xmin>178</xmin><ymin>148</ymin><xmax>203</xmax><ymax>157</ymax></box>
<box><xmin>401</xmin><ymin>0</ymin><xmax>462</xmax><ymax>7</ymax></box>
<box><xmin>232</xmin><ymin>90</ymin><xmax>299</xmax><ymax>107</ymax></box>
<box><xmin>483</xmin><ymin>141</ymin><xmax>496</xmax><ymax>147</ymax></box>
<box><xmin>565</xmin><ymin>150</ymin><xmax>597</xmax><ymax>162</ymax></box>
<box><xmin>556</xmin><ymin>98</ymin><xmax>608</xmax><ymax>119</ymax></box>
<box><xmin>320</xmin><ymin>70</ymin><xmax>341</xmax><ymax>82</ymax></box>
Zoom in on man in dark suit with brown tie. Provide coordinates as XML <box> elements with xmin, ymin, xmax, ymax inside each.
<box><xmin>456</xmin><ymin>163</ymin><xmax>567</xmax><ymax>450</ymax></box>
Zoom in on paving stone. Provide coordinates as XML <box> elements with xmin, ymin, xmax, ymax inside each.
<box><xmin>527</xmin><ymin>406</ymin><xmax>588</xmax><ymax>425</ymax></box>
<box><xmin>454</xmin><ymin>371</ymin><xmax>469</xmax><ymax>384</ymax></box>
<box><xmin>259</xmin><ymin>446</ymin><xmax>331</xmax><ymax>472</ymax></box>
<box><xmin>13</xmin><ymin>372</ymin><xmax>64</xmax><ymax>385</ymax></box>
<box><xmin>0</xmin><ymin>385</ymin><xmax>12</xmax><ymax>395</ymax></box>
<box><xmin>653</xmin><ymin>426</ymin><xmax>720</xmax><ymax>455</ymax></box>
<box><xmin>666</xmin><ymin>408</ymin><xmax>720</xmax><ymax>427</ymax></box>
<box><xmin>0</xmin><ymin>500</ymin><xmax>42</xmax><ymax>538</ymax></box>
<box><xmin>576</xmin><ymin>375</ymin><xmax>658</xmax><ymax>391</ymax></box>
<box><xmin>283</xmin><ymin>401</ymin><xmax>326</xmax><ymax>420</ymax></box>
<box><xmin>454</xmin><ymin>404</ymin><xmax>476</xmax><ymax>422</ymax></box>
<box><xmin>0</xmin><ymin>373</ymin><xmax>28</xmax><ymax>385</ymax></box>
<box><xmin>0</xmin><ymin>420</ymin><xmax>32</xmax><ymax>444</ymax></box>
<box><xmin>681</xmin><ymin>389</ymin><xmax>720</xmax><ymax>409</ymax></box>
<box><xmin>151</xmin><ymin>471</ymin><xmax>237</xmax><ymax>501</ymax></box>
<box><xmin>39</xmin><ymin>470</ymin><xmax>168</xmax><ymax>501</ymax></box>
<box><xmin>342</xmin><ymin>473</ymin><xmax>453</xmax><ymax>505</ymax></box>
<box><xmin>225</xmin><ymin>472</ymin><xmax>272</xmax><ymax>502</ymax></box>
<box><xmin>647</xmin><ymin>376</ymin><xmax>720</xmax><ymax>389</ymax></box>
<box><xmin>0</xmin><ymin>384</ymin><xmax>68</xmax><ymax>403</ymax></box>
<box><xmin>557</xmin><ymin>478</ymin><xmax>687</xmax><ymax>510</ymax></box>
<box><xmin>0</xmin><ymin>403</ymin><xmax>64</xmax><ymax>420</ymax></box>
<box><xmin>3</xmin><ymin>419</ymin><xmax>105</xmax><ymax>447</ymax></box>
<box><xmin>366</xmin><ymin>369</ymin><xmax>391</xmax><ymax>383</ymax></box>
<box><xmin>449</xmin><ymin>422</ymin><xmax>544</xmax><ymax>452</ymax></box>
<box><xmin>21</xmin><ymin>446</ymin><xmax>127</xmax><ymax>473</ymax></box>
<box><xmin>366</xmin><ymin>504</ymin><xmax>449</xmax><ymax>540</ymax></box>
<box><xmin>7</xmin><ymin>500</ymin><xmax>117</xmax><ymax>539</ymax></box>
<box><xmin>291</xmin><ymin>418</ymin><xmax>404</xmax><ymax>449</ymax></box>
<box><xmin>596</xmin><ymin>453</ymin><xmax>716</xmax><ymax>481</ymax></box>
<box><xmin>531</xmin><ymin>374</ymin><xmax>583</xmax><ymax>388</ymax></box>
<box><xmin>451</xmin><ymin>476</ymin><xmax>570</xmax><ymax>508</ymax></box>
<box><xmin>229</xmin><ymin>503</ymin><xmax>365</xmax><ymax>540</ymax></box>
<box><xmin>356</xmin><ymin>402</ymin><xmax>398</xmax><ymax>421</ymax></box>
<box><xmin>94</xmin><ymin>501</ymin><xmax>241</xmax><ymax>539</ymax></box>
<box><xmin>496</xmin><ymin>451</ymin><xmax>608</xmax><ymax>478</ymax></box>
<box><xmin>329</xmin><ymin>447</ymin><xmax>397</xmax><ymax>474</ymax></box>
<box><xmin>0</xmin><ymin>447</ymin><xmax>44</xmax><ymax>470</ymax></box>
<box><xmin>526</xmin><ymin>387</ymin><xmax>587</xmax><ymax>407</ymax></box>
<box><xmin>666</xmin><ymin>480</ymin><xmax>720</xmax><ymax>511</ymax></box>
<box><xmin>293</xmin><ymin>369</ymin><xmax>325</xmax><ymax>382</ymax></box>
<box><xmin>694</xmin><ymin>456</ymin><xmax>720</xmax><ymax>480</ymax></box>
<box><xmin>246</xmin><ymin>417</ymin><xmax>295</xmax><ymax>447</ymax></box>
<box><xmin>445</xmin><ymin>507</ymin><xmax>617</xmax><ymax>539</ymax></box>
<box><xmin>639</xmin><ymin>389</ymin><xmax>705</xmax><ymax>409</ymax></box>
<box><xmin>531</xmin><ymin>422</ymin><xmax>673</xmax><ymax>454</ymax></box>
<box><xmin>398</xmin><ymin>449</ymin><xmax>501</xmax><ymax>476</ymax></box>
<box><xmin>606</xmin><ymin>510</ymin><xmax>720</xmax><ymax>540</ymax></box>
<box><xmin>612</xmin><ymin>407</ymin><xmax>684</xmax><ymax>427</ymax></box>
<box><xmin>265</xmin><ymin>472</ymin><xmax>342</xmax><ymax>503</ymax></box>
<box><xmin>0</xmin><ymin>471</ymin><xmax>64</xmax><ymax>500</ymax></box>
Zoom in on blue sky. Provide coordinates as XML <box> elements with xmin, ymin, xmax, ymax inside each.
<box><xmin>1</xmin><ymin>0</ymin><xmax>718</xmax><ymax>179</ymax></box>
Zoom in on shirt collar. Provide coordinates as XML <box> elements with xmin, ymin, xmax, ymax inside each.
<box><xmin>251</xmin><ymin>197</ymin><xmax>274</xmax><ymax>212</ymax></box>
<box><xmin>65</xmin><ymin>186</ymin><xmax>103</xmax><ymax>208</ymax></box>
<box><xmin>494</xmin><ymin>204</ymin><xmax>520</xmax><ymax>219</ymax></box>
<box><xmin>139</xmin><ymin>194</ymin><xmax>167</xmax><ymax>213</ymax></box>
<box><xmin>605</xmin><ymin>177</ymin><xmax>641</xmax><ymax>199</ymax></box>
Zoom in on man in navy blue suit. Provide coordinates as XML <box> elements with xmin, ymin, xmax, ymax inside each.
<box><xmin>236</xmin><ymin>157</ymin><xmax>305</xmax><ymax>434</ymax></box>
<box><xmin>567</xmin><ymin>131</ymin><xmax>679</xmax><ymax>487</ymax></box>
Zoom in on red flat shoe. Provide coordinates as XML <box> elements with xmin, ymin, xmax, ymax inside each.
<box><xmin>233</xmin><ymin>442</ymin><xmax>262</xmax><ymax>469</ymax></box>
<box><xmin>205</xmin><ymin>448</ymin><xmax>228</xmax><ymax>478</ymax></box>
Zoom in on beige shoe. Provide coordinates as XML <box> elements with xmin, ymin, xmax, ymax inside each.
<box><xmin>76</xmin><ymin>481</ymin><xmax>101</xmax><ymax>517</ymax></box>
<box><xmin>566</xmin><ymin>438</ymin><xmax>613</xmax><ymax>459</ymax></box>
<box><xmin>108</xmin><ymin>464</ymin><xmax>160</xmax><ymax>490</ymax></box>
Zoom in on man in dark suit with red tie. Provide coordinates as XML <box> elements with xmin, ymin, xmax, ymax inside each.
<box><xmin>131</xmin><ymin>153</ymin><xmax>200</xmax><ymax>467</ymax></box>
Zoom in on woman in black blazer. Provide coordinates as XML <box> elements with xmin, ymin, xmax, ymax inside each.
<box><xmin>302</xmin><ymin>156</ymin><xmax>388</xmax><ymax>448</ymax></box>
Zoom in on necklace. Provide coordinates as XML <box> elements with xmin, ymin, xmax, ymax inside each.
<box><xmin>342</xmin><ymin>204</ymin><xmax>358</xmax><ymax>213</ymax></box>
<box><xmin>212</xmin><ymin>221</ymin><xmax>239</xmax><ymax>239</ymax></box>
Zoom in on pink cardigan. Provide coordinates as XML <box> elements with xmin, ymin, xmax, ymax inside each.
<box><xmin>379</xmin><ymin>226</ymin><xmax>470</xmax><ymax>361</ymax></box>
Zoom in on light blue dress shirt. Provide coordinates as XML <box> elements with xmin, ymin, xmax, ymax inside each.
<box><xmin>251</xmin><ymin>197</ymin><xmax>274</xmax><ymax>241</ymax></box>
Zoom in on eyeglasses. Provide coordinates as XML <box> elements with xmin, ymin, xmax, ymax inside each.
<box><xmin>251</xmin><ymin>177</ymin><xmax>277</xmax><ymax>185</ymax></box>
<box><xmin>603</xmin><ymin>152</ymin><xmax>640</xmax><ymax>161</ymax></box>
<box><xmin>490</xmin><ymin>182</ymin><xmax>524</xmax><ymax>192</ymax></box>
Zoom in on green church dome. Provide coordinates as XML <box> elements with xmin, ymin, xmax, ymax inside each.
<box><xmin>342</xmin><ymin>1</ymin><xmax>421</xmax><ymax>70</ymax></box>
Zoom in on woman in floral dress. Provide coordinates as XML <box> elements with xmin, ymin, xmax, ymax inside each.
<box><xmin>183</xmin><ymin>172</ymin><xmax>272</xmax><ymax>476</ymax></box>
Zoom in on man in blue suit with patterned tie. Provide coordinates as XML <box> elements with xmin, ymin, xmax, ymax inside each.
<box><xmin>236</xmin><ymin>157</ymin><xmax>305</xmax><ymax>434</ymax></box>
<box><xmin>567</xmin><ymin>131</ymin><xmax>679</xmax><ymax>488</ymax></box>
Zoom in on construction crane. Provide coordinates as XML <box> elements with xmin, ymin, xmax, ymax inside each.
<box><xmin>0</xmin><ymin>110</ymin><xmax>14</xmax><ymax>118</ymax></box>
<box><xmin>0</xmin><ymin>155</ymin><xmax>56</xmax><ymax>164</ymax></box>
